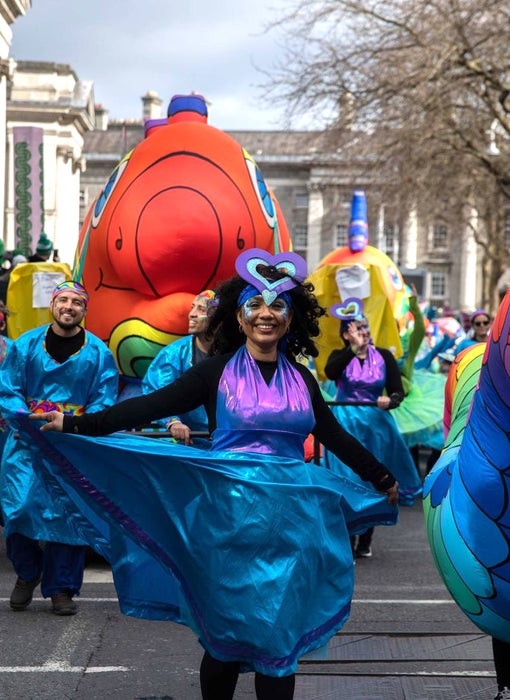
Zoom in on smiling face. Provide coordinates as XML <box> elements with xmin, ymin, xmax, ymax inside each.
<box><xmin>50</xmin><ymin>291</ymin><xmax>87</xmax><ymax>336</ymax></box>
<box><xmin>472</xmin><ymin>315</ymin><xmax>491</xmax><ymax>342</ymax></box>
<box><xmin>188</xmin><ymin>295</ymin><xmax>211</xmax><ymax>337</ymax></box>
<box><xmin>237</xmin><ymin>294</ymin><xmax>293</xmax><ymax>360</ymax></box>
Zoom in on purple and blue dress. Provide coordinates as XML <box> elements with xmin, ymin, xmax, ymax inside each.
<box><xmin>16</xmin><ymin>345</ymin><xmax>398</xmax><ymax>676</ymax></box>
<box><xmin>323</xmin><ymin>345</ymin><xmax>422</xmax><ymax>504</ymax></box>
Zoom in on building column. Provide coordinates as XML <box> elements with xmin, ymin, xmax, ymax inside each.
<box><xmin>306</xmin><ymin>183</ymin><xmax>324</xmax><ymax>271</ymax></box>
<box><xmin>0</xmin><ymin>57</ymin><xmax>14</xmax><ymax>241</ymax></box>
<box><xmin>401</xmin><ymin>207</ymin><xmax>418</xmax><ymax>269</ymax></box>
<box><xmin>458</xmin><ymin>205</ymin><xmax>478</xmax><ymax>310</ymax></box>
<box><xmin>0</xmin><ymin>0</ymin><xmax>31</xmax><ymax>243</ymax></box>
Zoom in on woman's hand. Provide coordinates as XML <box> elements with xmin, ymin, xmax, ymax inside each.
<box><xmin>385</xmin><ymin>481</ymin><xmax>399</xmax><ymax>506</ymax></box>
<box><xmin>376</xmin><ymin>395</ymin><xmax>391</xmax><ymax>410</ymax></box>
<box><xmin>29</xmin><ymin>411</ymin><xmax>64</xmax><ymax>432</ymax></box>
<box><xmin>168</xmin><ymin>420</ymin><xmax>193</xmax><ymax>445</ymax></box>
<box><xmin>346</xmin><ymin>321</ymin><xmax>364</xmax><ymax>351</ymax></box>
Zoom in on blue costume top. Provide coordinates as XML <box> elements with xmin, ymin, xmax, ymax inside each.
<box><xmin>17</xmin><ymin>346</ymin><xmax>399</xmax><ymax>677</ymax></box>
<box><xmin>454</xmin><ymin>336</ymin><xmax>479</xmax><ymax>356</ymax></box>
<box><xmin>142</xmin><ymin>334</ymin><xmax>208</xmax><ymax>432</ymax></box>
<box><xmin>0</xmin><ymin>335</ymin><xmax>13</xmax><ymax>457</ymax></box>
<box><xmin>0</xmin><ymin>324</ymin><xmax>119</xmax><ymax>542</ymax></box>
<box><xmin>324</xmin><ymin>345</ymin><xmax>422</xmax><ymax>504</ymax></box>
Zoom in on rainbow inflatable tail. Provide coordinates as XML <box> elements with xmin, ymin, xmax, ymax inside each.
<box><xmin>423</xmin><ymin>290</ymin><xmax>510</xmax><ymax>642</ymax></box>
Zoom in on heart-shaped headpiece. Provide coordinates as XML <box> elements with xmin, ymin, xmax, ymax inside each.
<box><xmin>329</xmin><ymin>297</ymin><xmax>364</xmax><ymax>321</ymax></box>
<box><xmin>235</xmin><ymin>248</ymin><xmax>307</xmax><ymax>304</ymax></box>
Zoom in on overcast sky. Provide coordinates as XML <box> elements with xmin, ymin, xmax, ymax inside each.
<box><xmin>10</xmin><ymin>0</ymin><xmax>300</xmax><ymax>130</ymax></box>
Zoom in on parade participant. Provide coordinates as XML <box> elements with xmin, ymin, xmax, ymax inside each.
<box><xmin>28</xmin><ymin>232</ymin><xmax>54</xmax><ymax>262</ymax></box>
<box><xmin>0</xmin><ymin>280</ymin><xmax>119</xmax><ymax>615</ymax></box>
<box><xmin>324</xmin><ymin>298</ymin><xmax>421</xmax><ymax>558</ymax></box>
<box><xmin>454</xmin><ymin>308</ymin><xmax>492</xmax><ymax>355</ymax></box>
<box><xmin>28</xmin><ymin>249</ymin><xmax>398</xmax><ymax>699</ymax></box>
<box><xmin>393</xmin><ymin>288</ymin><xmax>446</xmax><ymax>476</ymax></box>
<box><xmin>0</xmin><ymin>311</ymin><xmax>13</xmax><ymax>456</ymax></box>
<box><xmin>142</xmin><ymin>289</ymin><xmax>217</xmax><ymax>443</ymax></box>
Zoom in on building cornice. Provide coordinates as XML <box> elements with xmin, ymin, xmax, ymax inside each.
<box><xmin>0</xmin><ymin>0</ymin><xmax>30</xmax><ymax>25</ymax></box>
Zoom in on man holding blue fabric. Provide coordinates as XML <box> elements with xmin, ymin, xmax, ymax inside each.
<box><xmin>0</xmin><ymin>280</ymin><xmax>119</xmax><ymax>615</ymax></box>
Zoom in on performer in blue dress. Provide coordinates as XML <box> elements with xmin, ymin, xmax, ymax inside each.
<box><xmin>324</xmin><ymin>298</ymin><xmax>421</xmax><ymax>558</ymax></box>
<box><xmin>0</xmin><ymin>280</ymin><xmax>119</xmax><ymax>615</ymax></box>
<box><xmin>27</xmin><ymin>250</ymin><xmax>399</xmax><ymax>699</ymax></box>
<box><xmin>142</xmin><ymin>289</ymin><xmax>217</xmax><ymax>443</ymax></box>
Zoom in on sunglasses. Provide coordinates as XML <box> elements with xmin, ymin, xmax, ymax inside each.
<box><xmin>473</xmin><ymin>319</ymin><xmax>490</xmax><ymax>327</ymax></box>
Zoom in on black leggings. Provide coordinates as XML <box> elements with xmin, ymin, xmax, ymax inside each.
<box><xmin>199</xmin><ymin>651</ymin><xmax>295</xmax><ymax>699</ymax></box>
<box><xmin>492</xmin><ymin>636</ymin><xmax>510</xmax><ymax>689</ymax></box>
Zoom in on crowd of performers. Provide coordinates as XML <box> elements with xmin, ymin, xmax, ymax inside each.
<box><xmin>0</xmin><ymin>247</ymin><xmax>504</xmax><ymax>699</ymax></box>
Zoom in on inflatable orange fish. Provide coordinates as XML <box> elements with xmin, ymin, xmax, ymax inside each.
<box><xmin>74</xmin><ymin>94</ymin><xmax>291</xmax><ymax>378</ymax></box>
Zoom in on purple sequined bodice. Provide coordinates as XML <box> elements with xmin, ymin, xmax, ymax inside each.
<box><xmin>212</xmin><ymin>346</ymin><xmax>315</xmax><ymax>460</ymax></box>
<box><xmin>335</xmin><ymin>345</ymin><xmax>386</xmax><ymax>403</ymax></box>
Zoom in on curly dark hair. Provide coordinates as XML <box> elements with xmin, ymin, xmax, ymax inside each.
<box><xmin>207</xmin><ymin>275</ymin><xmax>326</xmax><ymax>358</ymax></box>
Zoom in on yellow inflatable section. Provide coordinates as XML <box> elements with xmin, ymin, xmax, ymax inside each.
<box><xmin>6</xmin><ymin>261</ymin><xmax>72</xmax><ymax>339</ymax></box>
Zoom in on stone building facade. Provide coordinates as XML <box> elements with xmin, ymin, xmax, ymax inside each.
<box><xmin>5</xmin><ymin>60</ymin><xmax>94</xmax><ymax>264</ymax></box>
<box><xmin>0</xmin><ymin>0</ymin><xmax>30</xmax><ymax>241</ymax></box>
<box><xmin>79</xmin><ymin>95</ymin><xmax>485</xmax><ymax>312</ymax></box>
<box><xmin>2</xmin><ymin>52</ymin><xmax>500</xmax><ymax>313</ymax></box>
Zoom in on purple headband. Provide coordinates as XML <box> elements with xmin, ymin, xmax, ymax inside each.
<box><xmin>51</xmin><ymin>280</ymin><xmax>89</xmax><ymax>307</ymax></box>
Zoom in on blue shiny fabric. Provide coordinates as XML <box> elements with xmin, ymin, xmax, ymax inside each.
<box><xmin>0</xmin><ymin>336</ymin><xmax>12</xmax><ymax>495</ymax></box>
<box><xmin>142</xmin><ymin>335</ymin><xmax>208</xmax><ymax>431</ymax></box>
<box><xmin>14</xmin><ymin>346</ymin><xmax>398</xmax><ymax>677</ymax></box>
<box><xmin>19</xmin><ymin>419</ymin><xmax>397</xmax><ymax>676</ymax></box>
<box><xmin>0</xmin><ymin>325</ymin><xmax>119</xmax><ymax>541</ymax></box>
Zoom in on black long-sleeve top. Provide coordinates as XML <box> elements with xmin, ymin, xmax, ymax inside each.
<box><xmin>63</xmin><ymin>353</ymin><xmax>396</xmax><ymax>492</ymax></box>
<box><xmin>324</xmin><ymin>346</ymin><xmax>404</xmax><ymax>408</ymax></box>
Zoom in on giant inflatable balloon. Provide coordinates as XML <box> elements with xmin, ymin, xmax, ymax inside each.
<box><xmin>74</xmin><ymin>94</ymin><xmax>291</xmax><ymax>378</ymax></box>
<box><xmin>307</xmin><ymin>190</ymin><xmax>405</xmax><ymax>380</ymax></box>
<box><xmin>423</xmin><ymin>294</ymin><xmax>510</xmax><ymax>642</ymax></box>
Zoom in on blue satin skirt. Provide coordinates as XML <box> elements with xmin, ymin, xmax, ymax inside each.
<box><xmin>18</xmin><ymin>417</ymin><xmax>398</xmax><ymax>676</ymax></box>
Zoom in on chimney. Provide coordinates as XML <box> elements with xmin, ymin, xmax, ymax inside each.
<box><xmin>94</xmin><ymin>103</ymin><xmax>109</xmax><ymax>131</ymax></box>
<box><xmin>338</xmin><ymin>91</ymin><xmax>356</xmax><ymax>130</ymax></box>
<box><xmin>142</xmin><ymin>91</ymin><xmax>162</xmax><ymax>120</ymax></box>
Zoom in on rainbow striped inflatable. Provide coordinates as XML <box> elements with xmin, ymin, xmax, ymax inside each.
<box><xmin>423</xmin><ymin>290</ymin><xmax>510</xmax><ymax>641</ymax></box>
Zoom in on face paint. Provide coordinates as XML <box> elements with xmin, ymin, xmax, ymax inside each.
<box><xmin>242</xmin><ymin>295</ymin><xmax>290</xmax><ymax>321</ymax></box>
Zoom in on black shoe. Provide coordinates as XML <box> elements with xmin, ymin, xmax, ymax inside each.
<box><xmin>10</xmin><ymin>577</ymin><xmax>41</xmax><ymax>611</ymax></box>
<box><xmin>51</xmin><ymin>592</ymin><xmax>78</xmax><ymax>616</ymax></box>
<box><xmin>356</xmin><ymin>544</ymin><xmax>372</xmax><ymax>558</ymax></box>
<box><xmin>494</xmin><ymin>688</ymin><xmax>510</xmax><ymax>700</ymax></box>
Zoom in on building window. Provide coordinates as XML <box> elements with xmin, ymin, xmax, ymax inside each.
<box><xmin>383</xmin><ymin>224</ymin><xmax>395</xmax><ymax>255</ymax></box>
<box><xmin>432</xmin><ymin>223</ymin><xmax>448</xmax><ymax>249</ymax></box>
<box><xmin>339</xmin><ymin>192</ymin><xmax>351</xmax><ymax>208</ymax></box>
<box><xmin>79</xmin><ymin>189</ymin><xmax>88</xmax><ymax>207</ymax></box>
<box><xmin>294</xmin><ymin>225</ymin><xmax>308</xmax><ymax>249</ymax></box>
<box><xmin>294</xmin><ymin>192</ymin><xmax>309</xmax><ymax>208</ymax></box>
<box><xmin>336</xmin><ymin>224</ymin><xmax>347</xmax><ymax>247</ymax></box>
<box><xmin>430</xmin><ymin>271</ymin><xmax>446</xmax><ymax>298</ymax></box>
